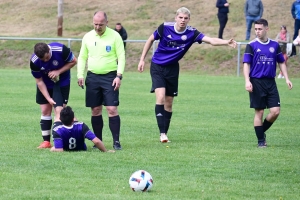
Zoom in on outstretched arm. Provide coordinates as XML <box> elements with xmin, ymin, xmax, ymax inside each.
<box><xmin>92</xmin><ymin>137</ymin><xmax>115</xmax><ymax>152</ymax></box>
<box><xmin>202</xmin><ymin>36</ymin><xmax>237</xmax><ymax>48</ymax></box>
<box><xmin>138</xmin><ymin>34</ymin><xmax>155</xmax><ymax>72</ymax></box>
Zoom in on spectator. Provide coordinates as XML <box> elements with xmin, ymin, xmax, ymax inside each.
<box><xmin>114</xmin><ymin>23</ymin><xmax>128</xmax><ymax>49</ymax></box>
<box><xmin>216</xmin><ymin>0</ymin><xmax>229</xmax><ymax>39</ymax></box>
<box><xmin>290</xmin><ymin>0</ymin><xmax>300</xmax><ymax>56</ymax></box>
<box><xmin>244</xmin><ymin>0</ymin><xmax>263</xmax><ymax>40</ymax></box>
<box><xmin>275</xmin><ymin>25</ymin><xmax>290</xmax><ymax>78</ymax></box>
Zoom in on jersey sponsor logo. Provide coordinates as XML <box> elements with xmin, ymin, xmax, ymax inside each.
<box><xmin>269</xmin><ymin>47</ymin><xmax>275</xmax><ymax>53</ymax></box>
<box><xmin>106</xmin><ymin>45</ymin><xmax>112</xmax><ymax>52</ymax></box>
<box><xmin>52</xmin><ymin>60</ymin><xmax>59</xmax><ymax>66</ymax></box>
<box><xmin>181</xmin><ymin>35</ymin><xmax>187</xmax><ymax>41</ymax></box>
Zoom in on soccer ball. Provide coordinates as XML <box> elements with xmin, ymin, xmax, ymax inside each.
<box><xmin>129</xmin><ymin>170</ymin><xmax>153</xmax><ymax>192</ymax></box>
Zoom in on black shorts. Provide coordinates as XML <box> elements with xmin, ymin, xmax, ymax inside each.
<box><xmin>36</xmin><ymin>85</ymin><xmax>70</xmax><ymax>105</ymax></box>
<box><xmin>85</xmin><ymin>71</ymin><xmax>119</xmax><ymax>107</ymax></box>
<box><xmin>150</xmin><ymin>61</ymin><xmax>179</xmax><ymax>96</ymax></box>
<box><xmin>249</xmin><ymin>78</ymin><xmax>280</xmax><ymax>109</ymax></box>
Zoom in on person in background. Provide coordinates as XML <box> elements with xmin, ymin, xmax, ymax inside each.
<box><xmin>275</xmin><ymin>25</ymin><xmax>290</xmax><ymax>78</ymax></box>
<box><xmin>30</xmin><ymin>42</ymin><xmax>77</xmax><ymax>149</ymax></box>
<box><xmin>243</xmin><ymin>19</ymin><xmax>292</xmax><ymax>148</ymax></box>
<box><xmin>216</xmin><ymin>0</ymin><xmax>229</xmax><ymax>39</ymax></box>
<box><xmin>77</xmin><ymin>11</ymin><xmax>125</xmax><ymax>150</ymax></box>
<box><xmin>114</xmin><ymin>22</ymin><xmax>128</xmax><ymax>49</ymax></box>
<box><xmin>137</xmin><ymin>7</ymin><xmax>237</xmax><ymax>143</ymax></box>
<box><xmin>51</xmin><ymin>106</ymin><xmax>115</xmax><ymax>152</ymax></box>
<box><xmin>290</xmin><ymin>0</ymin><xmax>300</xmax><ymax>57</ymax></box>
<box><xmin>244</xmin><ymin>0</ymin><xmax>263</xmax><ymax>40</ymax></box>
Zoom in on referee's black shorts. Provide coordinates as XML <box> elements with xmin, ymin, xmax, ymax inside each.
<box><xmin>36</xmin><ymin>85</ymin><xmax>70</xmax><ymax>105</ymax></box>
<box><xmin>85</xmin><ymin>71</ymin><xmax>119</xmax><ymax>107</ymax></box>
<box><xmin>249</xmin><ymin>78</ymin><xmax>280</xmax><ymax>109</ymax></box>
<box><xmin>150</xmin><ymin>61</ymin><xmax>179</xmax><ymax>96</ymax></box>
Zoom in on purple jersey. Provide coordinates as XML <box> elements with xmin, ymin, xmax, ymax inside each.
<box><xmin>52</xmin><ymin>121</ymin><xmax>96</xmax><ymax>151</ymax></box>
<box><xmin>152</xmin><ymin>22</ymin><xmax>205</xmax><ymax>65</ymax></box>
<box><xmin>243</xmin><ymin>38</ymin><xmax>285</xmax><ymax>78</ymax></box>
<box><xmin>30</xmin><ymin>42</ymin><xmax>75</xmax><ymax>89</ymax></box>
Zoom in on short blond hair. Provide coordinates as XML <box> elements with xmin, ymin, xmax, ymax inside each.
<box><xmin>176</xmin><ymin>7</ymin><xmax>191</xmax><ymax>17</ymax></box>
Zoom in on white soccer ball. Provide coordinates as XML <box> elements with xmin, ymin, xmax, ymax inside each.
<box><xmin>129</xmin><ymin>170</ymin><xmax>153</xmax><ymax>192</ymax></box>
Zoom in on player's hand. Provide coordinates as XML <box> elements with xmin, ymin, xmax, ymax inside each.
<box><xmin>47</xmin><ymin>98</ymin><xmax>56</xmax><ymax>106</ymax></box>
<box><xmin>228</xmin><ymin>38</ymin><xmax>237</xmax><ymax>48</ymax></box>
<box><xmin>107</xmin><ymin>150</ymin><xmax>115</xmax><ymax>153</ymax></box>
<box><xmin>48</xmin><ymin>70</ymin><xmax>60</xmax><ymax>80</ymax></box>
<box><xmin>138</xmin><ymin>60</ymin><xmax>145</xmax><ymax>72</ymax></box>
<box><xmin>245</xmin><ymin>81</ymin><xmax>253</xmax><ymax>92</ymax></box>
<box><xmin>77</xmin><ymin>78</ymin><xmax>85</xmax><ymax>88</ymax></box>
<box><xmin>286</xmin><ymin>80</ymin><xmax>293</xmax><ymax>90</ymax></box>
<box><xmin>112</xmin><ymin>77</ymin><xmax>121</xmax><ymax>91</ymax></box>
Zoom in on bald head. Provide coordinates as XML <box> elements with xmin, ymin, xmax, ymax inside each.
<box><xmin>93</xmin><ymin>11</ymin><xmax>108</xmax><ymax>36</ymax></box>
<box><xmin>94</xmin><ymin>11</ymin><xmax>107</xmax><ymax>20</ymax></box>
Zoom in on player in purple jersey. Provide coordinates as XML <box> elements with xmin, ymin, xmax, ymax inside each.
<box><xmin>30</xmin><ymin>42</ymin><xmax>77</xmax><ymax>149</ymax></box>
<box><xmin>51</xmin><ymin>106</ymin><xmax>114</xmax><ymax>152</ymax></box>
<box><xmin>137</xmin><ymin>7</ymin><xmax>237</xmax><ymax>143</ymax></box>
<box><xmin>243</xmin><ymin>19</ymin><xmax>293</xmax><ymax>148</ymax></box>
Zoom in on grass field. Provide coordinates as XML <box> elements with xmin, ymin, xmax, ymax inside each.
<box><xmin>0</xmin><ymin>69</ymin><xmax>299</xmax><ymax>199</ymax></box>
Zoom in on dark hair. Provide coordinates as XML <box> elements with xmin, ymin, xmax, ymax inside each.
<box><xmin>281</xmin><ymin>25</ymin><xmax>287</xmax><ymax>30</ymax></box>
<box><xmin>60</xmin><ymin>106</ymin><xmax>74</xmax><ymax>126</ymax></box>
<box><xmin>34</xmin><ymin>43</ymin><xmax>49</xmax><ymax>59</ymax></box>
<box><xmin>116</xmin><ymin>22</ymin><xmax>122</xmax><ymax>25</ymax></box>
<box><xmin>254</xmin><ymin>18</ymin><xmax>268</xmax><ymax>27</ymax></box>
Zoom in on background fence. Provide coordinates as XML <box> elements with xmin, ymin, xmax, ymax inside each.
<box><xmin>0</xmin><ymin>36</ymin><xmax>247</xmax><ymax>76</ymax></box>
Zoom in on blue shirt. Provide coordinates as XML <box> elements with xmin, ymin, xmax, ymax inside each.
<box><xmin>152</xmin><ymin>22</ymin><xmax>205</xmax><ymax>66</ymax></box>
<box><xmin>243</xmin><ymin>38</ymin><xmax>285</xmax><ymax>78</ymax></box>
<box><xmin>30</xmin><ymin>42</ymin><xmax>75</xmax><ymax>89</ymax></box>
<box><xmin>291</xmin><ymin>0</ymin><xmax>300</xmax><ymax>19</ymax></box>
<box><xmin>52</xmin><ymin>121</ymin><xmax>96</xmax><ymax>151</ymax></box>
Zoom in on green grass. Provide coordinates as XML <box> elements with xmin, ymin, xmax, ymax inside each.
<box><xmin>0</xmin><ymin>69</ymin><xmax>299</xmax><ymax>199</ymax></box>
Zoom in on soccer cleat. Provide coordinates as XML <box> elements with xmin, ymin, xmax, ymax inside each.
<box><xmin>113</xmin><ymin>141</ymin><xmax>122</xmax><ymax>150</ymax></box>
<box><xmin>37</xmin><ymin>141</ymin><xmax>52</xmax><ymax>149</ymax></box>
<box><xmin>160</xmin><ymin>134</ymin><xmax>169</xmax><ymax>143</ymax></box>
<box><xmin>257</xmin><ymin>141</ymin><xmax>267</xmax><ymax>148</ymax></box>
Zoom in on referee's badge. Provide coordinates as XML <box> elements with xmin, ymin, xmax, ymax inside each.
<box><xmin>106</xmin><ymin>45</ymin><xmax>111</xmax><ymax>52</ymax></box>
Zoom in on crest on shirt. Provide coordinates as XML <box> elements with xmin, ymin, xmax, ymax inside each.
<box><xmin>52</xmin><ymin>60</ymin><xmax>59</xmax><ymax>66</ymax></box>
<box><xmin>106</xmin><ymin>45</ymin><xmax>111</xmax><ymax>52</ymax></box>
<box><xmin>269</xmin><ymin>47</ymin><xmax>275</xmax><ymax>53</ymax></box>
<box><xmin>181</xmin><ymin>35</ymin><xmax>187</xmax><ymax>41</ymax></box>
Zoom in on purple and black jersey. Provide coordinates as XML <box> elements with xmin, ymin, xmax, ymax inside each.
<box><xmin>30</xmin><ymin>42</ymin><xmax>75</xmax><ymax>89</ymax></box>
<box><xmin>243</xmin><ymin>38</ymin><xmax>285</xmax><ymax>78</ymax></box>
<box><xmin>52</xmin><ymin>121</ymin><xmax>96</xmax><ymax>151</ymax></box>
<box><xmin>152</xmin><ymin>22</ymin><xmax>205</xmax><ymax>66</ymax></box>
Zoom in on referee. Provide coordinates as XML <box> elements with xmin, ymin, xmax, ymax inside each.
<box><xmin>77</xmin><ymin>11</ymin><xmax>125</xmax><ymax>150</ymax></box>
